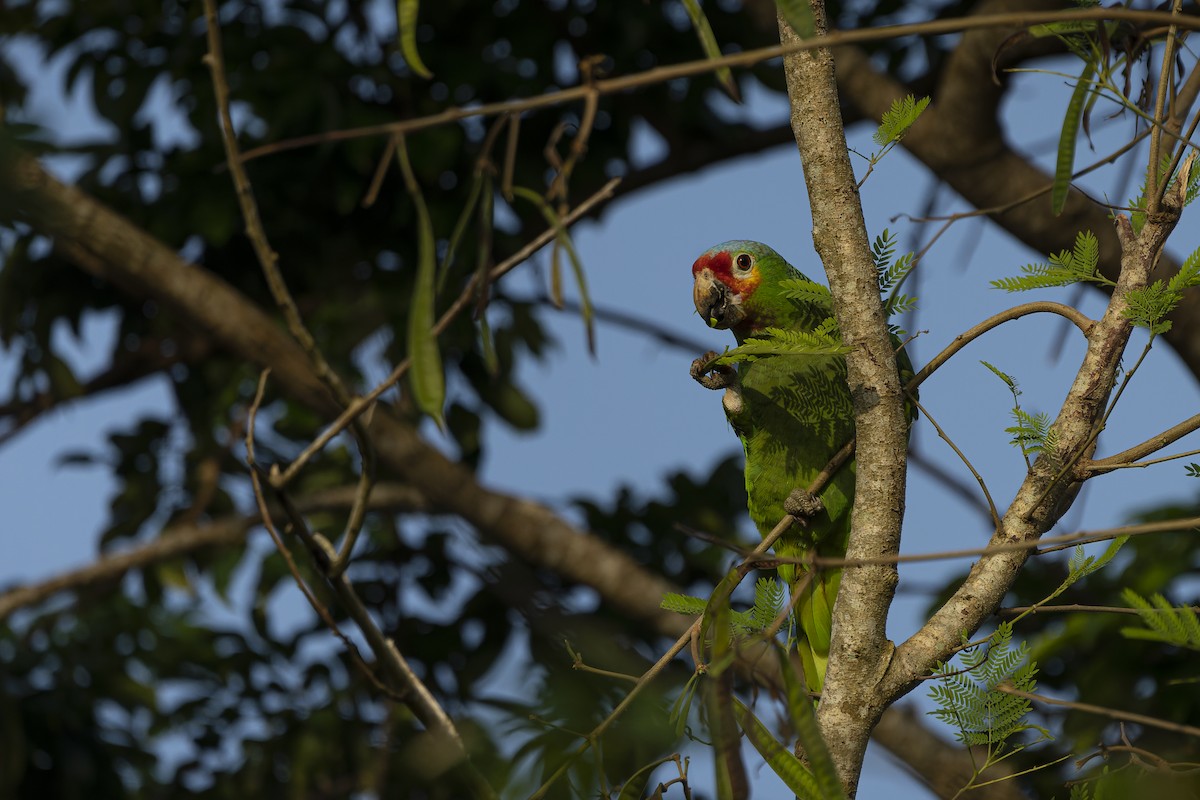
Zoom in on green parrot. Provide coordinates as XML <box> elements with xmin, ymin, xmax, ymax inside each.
<box><xmin>690</xmin><ymin>239</ymin><xmax>909</xmax><ymax>691</ymax></box>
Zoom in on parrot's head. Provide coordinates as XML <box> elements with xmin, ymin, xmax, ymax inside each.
<box><xmin>691</xmin><ymin>240</ymin><xmax>804</xmax><ymax>341</ymax></box>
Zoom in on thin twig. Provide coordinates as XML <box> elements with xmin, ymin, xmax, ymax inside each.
<box><xmin>908</xmin><ymin>394</ymin><xmax>1002</xmax><ymax>529</ymax></box>
<box><xmin>995</xmin><ymin>603</ymin><xmax>1200</xmax><ymax>617</ymax></box>
<box><xmin>998</xmin><ymin>685</ymin><xmax>1200</xmax><ymax>739</ymax></box>
<box><xmin>908</xmin><ymin>302</ymin><xmax>1094</xmax><ymax>394</ymax></box>
<box><xmin>201</xmin><ymin>0</ymin><xmax>351</xmax><ymax>407</ymax></box>
<box><xmin>1148</xmin><ymin>0</ymin><xmax>1186</xmax><ymax>211</ymax></box>
<box><xmin>763</xmin><ymin>515</ymin><xmax>1200</xmax><ymax>569</ymax></box>
<box><xmin>243</xmin><ymin>370</ymin><xmax>399</xmax><ymax>702</ymax></box>
<box><xmin>274</xmin><ymin>176</ymin><xmax>621</xmax><ymax>488</ymax></box>
<box><xmin>203</xmin><ymin>0</ymin><xmax>377</xmax><ymax>575</ymax></box>
<box><xmin>1084</xmin><ymin>411</ymin><xmax>1200</xmax><ymax>474</ymax></box>
<box><xmin>0</xmin><ymin>480</ymin><xmax>427</xmax><ymax>622</ymax></box>
<box><xmin>268</xmin><ymin>484</ymin><xmax>497</xmax><ymax>798</ymax></box>
<box><xmin>238</xmin><ymin>8</ymin><xmax>1200</xmax><ymax>165</ymax></box>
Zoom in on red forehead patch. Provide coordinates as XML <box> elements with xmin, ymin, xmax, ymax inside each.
<box><xmin>692</xmin><ymin>250</ymin><xmax>733</xmax><ymax>278</ymax></box>
<box><xmin>692</xmin><ymin>250</ymin><xmax>760</xmax><ymax>296</ymax></box>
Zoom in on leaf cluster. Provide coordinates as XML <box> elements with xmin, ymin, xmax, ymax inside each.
<box><xmin>1122</xmin><ymin>245</ymin><xmax>1200</xmax><ymax>335</ymax></box>
<box><xmin>982</xmin><ymin>361</ymin><xmax>1059</xmax><ymax>465</ymax></box>
<box><xmin>928</xmin><ymin>622</ymin><xmax>1045</xmax><ymax>750</ymax></box>
<box><xmin>873</xmin><ymin>228</ymin><xmax>918</xmax><ymax>324</ymax></box>
<box><xmin>872</xmin><ymin>95</ymin><xmax>931</xmax><ymax>147</ymax></box>
<box><xmin>662</xmin><ymin>577</ymin><xmax>786</xmax><ymax>637</ymax></box>
<box><xmin>708</xmin><ymin>323</ymin><xmax>849</xmax><ymax>369</ymax></box>
<box><xmin>991</xmin><ymin>230</ymin><xmax>1111</xmax><ymax>293</ymax></box>
<box><xmin>1120</xmin><ymin>588</ymin><xmax>1200</xmax><ymax>650</ymax></box>
<box><xmin>1127</xmin><ymin>151</ymin><xmax>1200</xmax><ymax>235</ymax></box>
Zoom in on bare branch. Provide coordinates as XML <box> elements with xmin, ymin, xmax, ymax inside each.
<box><xmin>238</xmin><ymin>7</ymin><xmax>1200</xmax><ymax>164</ymax></box>
<box><xmin>1083</xmin><ymin>412</ymin><xmax>1200</xmax><ymax>474</ymax></box>
<box><xmin>998</xmin><ymin>685</ymin><xmax>1200</xmax><ymax>739</ymax></box>
<box><xmin>0</xmin><ymin>481</ymin><xmax>426</xmax><ymax>622</ymax></box>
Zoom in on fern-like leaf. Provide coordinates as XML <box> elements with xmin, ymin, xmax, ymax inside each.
<box><xmin>749</xmin><ymin>577</ymin><xmax>785</xmax><ymax>631</ymax></box>
<box><xmin>928</xmin><ymin>622</ymin><xmax>1044</xmax><ymax>750</ymax></box>
<box><xmin>1006</xmin><ymin>408</ymin><xmax>1054</xmax><ymax>458</ymax></box>
<box><xmin>711</xmin><ymin>326</ymin><xmax>849</xmax><ymax>367</ymax></box>
<box><xmin>1122</xmin><ymin>245</ymin><xmax>1200</xmax><ymax>334</ymax></box>
<box><xmin>661</xmin><ymin>593</ymin><xmax>709</xmax><ymax>616</ymax></box>
<box><xmin>780</xmin><ymin>277</ymin><xmax>832</xmax><ymax>304</ymax></box>
<box><xmin>873</xmin><ymin>95</ymin><xmax>930</xmax><ymax>146</ymax></box>
<box><xmin>1120</xmin><ymin>588</ymin><xmax>1200</xmax><ymax>649</ymax></box>
<box><xmin>991</xmin><ymin>230</ymin><xmax>1111</xmax><ymax>292</ymax></box>
<box><xmin>1128</xmin><ymin>150</ymin><xmax>1200</xmax><ymax>234</ymax></box>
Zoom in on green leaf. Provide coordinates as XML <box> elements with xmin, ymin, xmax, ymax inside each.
<box><xmin>396</xmin><ymin>135</ymin><xmax>445</xmax><ymax>428</ymax></box>
<box><xmin>680</xmin><ymin>0</ymin><xmax>740</xmax><ymax>100</ymax></box>
<box><xmin>1052</xmin><ymin>62</ymin><xmax>1094</xmax><ymax>215</ymax></box>
<box><xmin>872</xmin><ymin>95</ymin><xmax>930</xmax><ymax>147</ymax></box>
<box><xmin>661</xmin><ymin>592</ymin><xmax>709</xmax><ymax>616</ymax></box>
<box><xmin>396</xmin><ymin>0</ymin><xmax>432</xmax><ymax>79</ymax></box>
<box><xmin>775</xmin><ymin>0</ymin><xmax>814</xmax><ymax>38</ymax></box>
<box><xmin>1120</xmin><ymin>588</ymin><xmax>1200</xmax><ymax>649</ymax></box>
<box><xmin>734</xmin><ymin>697</ymin><xmax>827</xmax><ymax>799</ymax></box>
<box><xmin>511</xmin><ymin>187</ymin><xmax>596</xmax><ymax>354</ymax></box>
<box><xmin>710</xmin><ymin>326</ymin><xmax>849</xmax><ymax>367</ymax></box>
<box><xmin>616</xmin><ymin>756</ymin><xmax>673</xmax><ymax>800</ymax></box>
<box><xmin>991</xmin><ymin>230</ymin><xmax>1108</xmax><ymax>292</ymax></box>
<box><xmin>777</xmin><ymin>648</ymin><xmax>843</xmax><ymax>798</ymax></box>
<box><xmin>928</xmin><ymin>622</ymin><xmax>1044</xmax><ymax>749</ymax></box>
<box><xmin>1122</xmin><ymin>245</ymin><xmax>1200</xmax><ymax>333</ymax></box>
<box><xmin>779</xmin><ymin>277</ymin><xmax>832</xmax><ymax>304</ymax></box>
<box><xmin>1066</xmin><ymin>535</ymin><xmax>1127</xmax><ymax>583</ymax></box>
<box><xmin>669</xmin><ymin>671</ymin><xmax>702</xmax><ymax>738</ymax></box>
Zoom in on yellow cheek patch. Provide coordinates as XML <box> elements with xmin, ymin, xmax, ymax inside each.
<box><xmin>729</xmin><ymin>266</ymin><xmax>761</xmax><ymax>298</ymax></box>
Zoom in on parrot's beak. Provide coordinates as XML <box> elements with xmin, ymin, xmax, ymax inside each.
<box><xmin>693</xmin><ymin>268</ymin><xmax>745</xmax><ymax>329</ymax></box>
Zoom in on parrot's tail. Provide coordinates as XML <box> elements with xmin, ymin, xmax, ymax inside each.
<box><xmin>793</xmin><ymin>566</ymin><xmax>841</xmax><ymax>693</ymax></box>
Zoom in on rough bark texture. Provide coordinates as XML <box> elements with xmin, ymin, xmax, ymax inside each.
<box><xmin>778</xmin><ymin>8</ymin><xmax>912</xmax><ymax>795</ymax></box>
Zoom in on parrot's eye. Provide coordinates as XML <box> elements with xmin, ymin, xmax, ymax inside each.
<box><xmin>735</xmin><ymin>253</ymin><xmax>753</xmax><ymax>271</ymax></box>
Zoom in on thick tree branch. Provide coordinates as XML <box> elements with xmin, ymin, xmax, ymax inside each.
<box><xmin>881</xmin><ymin>182</ymin><xmax>1183</xmax><ymax>712</ymax></box>
<box><xmin>778</xmin><ymin>8</ymin><xmax>911</xmax><ymax>794</ymax></box>
<box><xmin>0</xmin><ymin>482</ymin><xmax>426</xmax><ymax>622</ymax></box>
<box><xmin>0</xmin><ymin>151</ymin><xmax>683</xmax><ymax>635</ymax></box>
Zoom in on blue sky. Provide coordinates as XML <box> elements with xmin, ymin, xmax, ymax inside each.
<box><xmin>4</xmin><ymin>21</ymin><xmax>1200</xmax><ymax>798</ymax></box>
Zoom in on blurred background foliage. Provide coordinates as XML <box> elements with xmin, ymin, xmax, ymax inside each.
<box><xmin>0</xmin><ymin>0</ymin><xmax>1198</xmax><ymax>797</ymax></box>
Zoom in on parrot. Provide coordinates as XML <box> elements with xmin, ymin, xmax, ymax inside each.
<box><xmin>690</xmin><ymin>239</ymin><xmax>912</xmax><ymax>691</ymax></box>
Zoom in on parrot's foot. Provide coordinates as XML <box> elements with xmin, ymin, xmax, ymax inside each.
<box><xmin>784</xmin><ymin>489</ymin><xmax>825</xmax><ymax>520</ymax></box>
<box><xmin>690</xmin><ymin>350</ymin><xmax>735</xmax><ymax>390</ymax></box>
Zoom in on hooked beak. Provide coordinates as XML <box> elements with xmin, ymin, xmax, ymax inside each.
<box><xmin>693</xmin><ymin>268</ymin><xmax>745</xmax><ymax>329</ymax></box>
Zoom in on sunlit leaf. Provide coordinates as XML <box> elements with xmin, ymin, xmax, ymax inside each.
<box><xmin>1053</xmin><ymin>62</ymin><xmax>1095</xmax><ymax>215</ymax></box>
<box><xmin>396</xmin><ymin>0</ymin><xmax>432</xmax><ymax>78</ymax></box>
<box><xmin>680</xmin><ymin>0</ymin><xmax>740</xmax><ymax>101</ymax></box>
<box><xmin>396</xmin><ymin>135</ymin><xmax>445</xmax><ymax>428</ymax></box>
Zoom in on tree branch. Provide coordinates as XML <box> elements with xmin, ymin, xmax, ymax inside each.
<box><xmin>881</xmin><ymin>174</ymin><xmax>1184</xmax><ymax>717</ymax></box>
<box><xmin>831</xmin><ymin>0</ymin><xmax>1200</xmax><ymax>380</ymax></box>
<box><xmin>0</xmin><ymin>482</ymin><xmax>426</xmax><ymax>622</ymax></box>
<box><xmin>778</xmin><ymin>6</ymin><xmax>911</xmax><ymax>793</ymax></box>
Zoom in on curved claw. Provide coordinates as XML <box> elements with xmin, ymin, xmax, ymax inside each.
<box><xmin>784</xmin><ymin>488</ymin><xmax>825</xmax><ymax>520</ymax></box>
<box><xmin>690</xmin><ymin>350</ymin><xmax>736</xmax><ymax>390</ymax></box>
